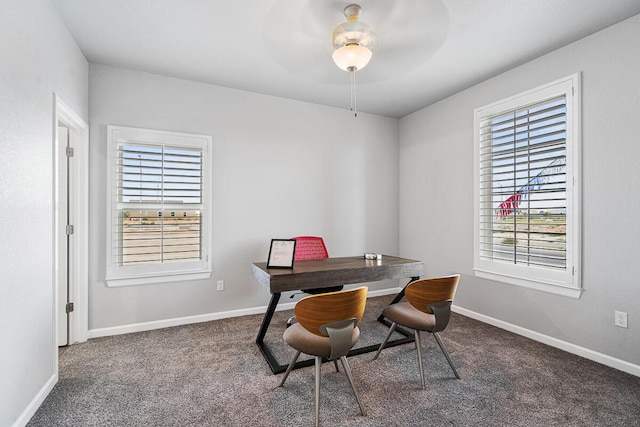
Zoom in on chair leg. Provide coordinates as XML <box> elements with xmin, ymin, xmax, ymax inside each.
<box><xmin>373</xmin><ymin>322</ymin><xmax>397</xmax><ymax>359</ymax></box>
<box><xmin>279</xmin><ymin>350</ymin><xmax>301</xmax><ymax>387</ymax></box>
<box><xmin>333</xmin><ymin>359</ymin><xmax>340</xmax><ymax>373</ymax></box>
<box><xmin>315</xmin><ymin>356</ymin><xmax>322</xmax><ymax>427</ymax></box>
<box><xmin>414</xmin><ymin>330</ymin><xmax>426</xmax><ymax>390</ymax></box>
<box><xmin>340</xmin><ymin>356</ymin><xmax>367</xmax><ymax>416</ymax></box>
<box><xmin>433</xmin><ymin>331</ymin><xmax>461</xmax><ymax>379</ymax></box>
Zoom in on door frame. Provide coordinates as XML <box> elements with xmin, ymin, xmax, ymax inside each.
<box><xmin>53</xmin><ymin>94</ymin><xmax>89</xmax><ymax>349</ymax></box>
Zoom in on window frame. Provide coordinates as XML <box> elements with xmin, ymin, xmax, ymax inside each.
<box><xmin>105</xmin><ymin>125</ymin><xmax>212</xmax><ymax>287</ymax></box>
<box><xmin>473</xmin><ymin>73</ymin><xmax>582</xmax><ymax>298</ymax></box>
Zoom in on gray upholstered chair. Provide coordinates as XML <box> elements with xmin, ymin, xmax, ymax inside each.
<box><xmin>374</xmin><ymin>275</ymin><xmax>461</xmax><ymax>389</ymax></box>
<box><xmin>279</xmin><ymin>286</ymin><xmax>368</xmax><ymax>427</ymax></box>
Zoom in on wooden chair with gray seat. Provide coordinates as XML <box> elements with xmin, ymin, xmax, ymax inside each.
<box><xmin>373</xmin><ymin>275</ymin><xmax>461</xmax><ymax>389</ymax></box>
<box><xmin>279</xmin><ymin>286</ymin><xmax>368</xmax><ymax>427</ymax></box>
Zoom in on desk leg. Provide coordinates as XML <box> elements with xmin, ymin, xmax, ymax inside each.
<box><xmin>257</xmin><ymin>293</ymin><xmax>307</xmax><ymax>375</ymax></box>
<box><xmin>256</xmin><ymin>292</ymin><xmax>280</xmax><ymax>345</ymax></box>
<box><xmin>255</xmin><ymin>292</ymin><xmax>338</xmax><ymax>374</ymax></box>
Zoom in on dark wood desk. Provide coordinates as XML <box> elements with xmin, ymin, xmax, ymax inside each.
<box><xmin>252</xmin><ymin>255</ymin><xmax>424</xmax><ymax>374</ymax></box>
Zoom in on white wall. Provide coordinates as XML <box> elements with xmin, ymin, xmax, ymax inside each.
<box><xmin>399</xmin><ymin>14</ymin><xmax>640</xmax><ymax>367</ymax></box>
<box><xmin>88</xmin><ymin>64</ymin><xmax>399</xmax><ymax>330</ymax></box>
<box><xmin>0</xmin><ymin>1</ymin><xmax>88</xmax><ymax>426</ymax></box>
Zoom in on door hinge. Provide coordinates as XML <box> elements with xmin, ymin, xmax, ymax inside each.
<box><xmin>66</xmin><ymin>224</ymin><xmax>74</xmax><ymax>235</ymax></box>
<box><xmin>66</xmin><ymin>302</ymin><xmax>74</xmax><ymax>313</ymax></box>
<box><xmin>66</xmin><ymin>146</ymin><xmax>74</xmax><ymax>157</ymax></box>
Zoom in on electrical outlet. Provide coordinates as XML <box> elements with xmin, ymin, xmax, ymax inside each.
<box><xmin>217</xmin><ymin>280</ymin><xmax>224</xmax><ymax>291</ymax></box>
<box><xmin>614</xmin><ymin>311</ymin><xmax>627</xmax><ymax>328</ymax></box>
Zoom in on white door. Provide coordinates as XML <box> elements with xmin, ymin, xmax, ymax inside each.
<box><xmin>57</xmin><ymin>125</ymin><xmax>70</xmax><ymax>347</ymax></box>
<box><xmin>54</xmin><ymin>94</ymin><xmax>89</xmax><ymax>346</ymax></box>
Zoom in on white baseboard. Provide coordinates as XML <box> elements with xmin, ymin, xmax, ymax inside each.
<box><xmin>12</xmin><ymin>373</ymin><xmax>57</xmax><ymax>427</ymax></box>
<box><xmin>453</xmin><ymin>305</ymin><xmax>640</xmax><ymax>378</ymax></box>
<box><xmin>88</xmin><ymin>288</ymin><xmax>401</xmax><ymax>339</ymax></box>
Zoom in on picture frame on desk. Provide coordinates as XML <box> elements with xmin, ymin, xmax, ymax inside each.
<box><xmin>266</xmin><ymin>239</ymin><xmax>296</xmax><ymax>269</ymax></box>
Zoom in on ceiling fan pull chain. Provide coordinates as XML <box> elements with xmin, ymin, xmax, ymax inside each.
<box><xmin>350</xmin><ymin>69</ymin><xmax>358</xmax><ymax>117</ymax></box>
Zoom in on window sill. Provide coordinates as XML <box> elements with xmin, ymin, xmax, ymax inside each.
<box><xmin>106</xmin><ymin>270</ymin><xmax>212</xmax><ymax>287</ymax></box>
<box><xmin>474</xmin><ymin>268</ymin><xmax>582</xmax><ymax>299</ymax></box>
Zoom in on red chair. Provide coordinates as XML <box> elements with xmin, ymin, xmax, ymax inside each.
<box><xmin>290</xmin><ymin>236</ymin><xmax>343</xmax><ymax>295</ymax></box>
<box><xmin>291</xmin><ymin>236</ymin><xmax>329</xmax><ymax>261</ymax></box>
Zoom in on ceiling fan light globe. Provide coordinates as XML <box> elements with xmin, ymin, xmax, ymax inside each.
<box><xmin>332</xmin><ymin>45</ymin><xmax>372</xmax><ymax>71</ymax></box>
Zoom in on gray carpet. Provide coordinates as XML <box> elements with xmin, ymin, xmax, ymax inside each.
<box><xmin>29</xmin><ymin>295</ymin><xmax>640</xmax><ymax>426</ymax></box>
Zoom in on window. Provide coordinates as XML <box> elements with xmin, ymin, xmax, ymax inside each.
<box><xmin>473</xmin><ymin>74</ymin><xmax>581</xmax><ymax>298</ymax></box>
<box><xmin>106</xmin><ymin>126</ymin><xmax>212</xmax><ymax>287</ymax></box>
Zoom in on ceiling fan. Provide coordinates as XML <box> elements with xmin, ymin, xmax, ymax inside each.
<box><xmin>262</xmin><ymin>0</ymin><xmax>449</xmax><ymax>112</ymax></box>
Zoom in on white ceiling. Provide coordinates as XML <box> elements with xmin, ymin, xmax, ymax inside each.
<box><xmin>52</xmin><ymin>0</ymin><xmax>640</xmax><ymax>118</ymax></box>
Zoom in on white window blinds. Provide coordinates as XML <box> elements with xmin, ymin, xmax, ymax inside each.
<box><xmin>478</xmin><ymin>95</ymin><xmax>567</xmax><ymax>270</ymax></box>
<box><xmin>116</xmin><ymin>144</ymin><xmax>203</xmax><ymax>265</ymax></box>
